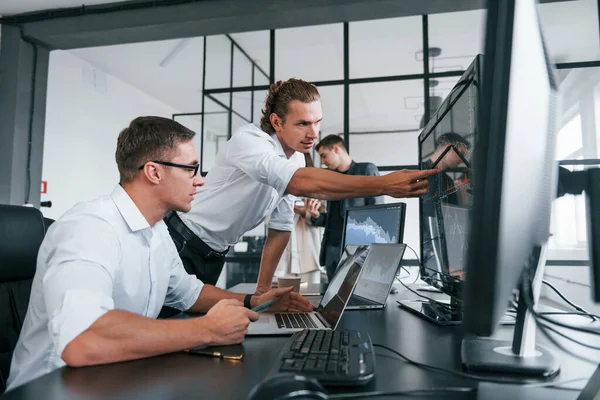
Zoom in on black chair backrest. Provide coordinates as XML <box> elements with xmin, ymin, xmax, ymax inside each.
<box><xmin>0</xmin><ymin>205</ymin><xmax>51</xmax><ymax>393</ymax></box>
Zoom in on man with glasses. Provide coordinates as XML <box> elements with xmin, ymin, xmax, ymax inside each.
<box><xmin>165</xmin><ymin>78</ymin><xmax>437</xmax><ymax>299</ymax></box>
<box><xmin>6</xmin><ymin>117</ymin><xmax>297</xmax><ymax>391</ymax></box>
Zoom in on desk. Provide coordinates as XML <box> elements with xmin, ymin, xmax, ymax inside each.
<box><xmin>3</xmin><ymin>285</ymin><xmax>597</xmax><ymax>400</ymax></box>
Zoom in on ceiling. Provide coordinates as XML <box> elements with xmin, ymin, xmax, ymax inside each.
<box><xmin>71</xmin><ymin>11</ymin><xmax>486</xmax><ymax>135</ymax></box>
<box><xmin>0</xmin><ymin>0</ymin><xmax>130</xmax><ymax>16</ymax></box>
<box><xmin>15</xmin><ymin>0</ymin><xmax>598</xmax><ymax>139</ymax></box>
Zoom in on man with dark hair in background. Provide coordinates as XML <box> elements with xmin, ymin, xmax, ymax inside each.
<box><xmin>423</xmin><ymin>132</ymin><xmax>472</xmax><ymax>205</ymax></box>
<box><xmin>164</xmin><ymin>78</ymin><xmax>437</xmax><ymax>301</ymax></box>
<box><xmin>305</xmin><ymin>135</ymin><xmax>383</xmax><ymax>281</ymax></box>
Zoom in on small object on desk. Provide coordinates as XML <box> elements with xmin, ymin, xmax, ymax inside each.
<box><xmin>278</xmin><ymin>276</ymin><xmax>301</xmax><ymax>292</ymax></box>
<box><xmin>187</xmin><ymin>344</ymin><xmax>244</xmax><ymax>360</ymax></box>
<box><xmin>390</xmin><ymin>287</ymin><xmax>399</xmax><ymax>295</ymax></box>
<box><xmin>251</xmin><ymin>299</ymin><xmax>275</xmax><ymax>313</ymax></box>
<box><xmin>233</xmin><ymin>241</ymin><xmax>249</xmax><ymax>253</ymax></box>
<box><xmin>416</xmin><ymin>286</ymin><xmax>443</xmax><ymax>293</ymax></box>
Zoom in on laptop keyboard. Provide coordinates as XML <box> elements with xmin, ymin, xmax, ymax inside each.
<box><xmin>273</xmin><ymin>329</ymin><xmax>376</xmax><ymax>386</ymax></box>
<box><xmin>275</xmin><ymin>312</ymin><xmax>318</xmax><ymax>329</ymax></box>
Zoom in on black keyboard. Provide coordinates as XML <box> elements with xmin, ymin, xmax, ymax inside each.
<box><xmin>271</xmin><ymin>329</ymin><xmax>376</xmax><ymax>386</ymax></box>
<box><xmin>274</xmin><ymin>313</ymin><xmax>318</xmax><ymax>329</ymax></box>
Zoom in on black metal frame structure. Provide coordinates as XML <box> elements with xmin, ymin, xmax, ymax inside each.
<box><xmin>1</xmin><ymin>0</ymin><xmax>599</xmax><ymax>265</ymax></box>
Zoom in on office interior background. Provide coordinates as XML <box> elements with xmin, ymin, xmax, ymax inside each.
<box><xmin>1</xmin><ymin>0</ymin><xmax>599</xmax><ymax>296</ymax></box>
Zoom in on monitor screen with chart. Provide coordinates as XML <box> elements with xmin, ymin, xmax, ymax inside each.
<box><xmin>341</xmin><ymin>203</ymin><xmax>406</xmax><ymax>253</ymax></box>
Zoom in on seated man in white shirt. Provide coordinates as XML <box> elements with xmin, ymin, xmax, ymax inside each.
<box><xmin>166</xmin><ymin>78</ymin><xmax>438</xmax><ymax>295</ymax></box>
<box><xmin>6</xmin><ymin>116</ymin><xmax>301</xmax><ymax>391</ymax></box>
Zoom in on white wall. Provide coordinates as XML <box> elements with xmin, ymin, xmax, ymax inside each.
<box><xmin>41</xmin><ymin>50</ymin><xmax>182</xmax><ymax>220</ymax></box>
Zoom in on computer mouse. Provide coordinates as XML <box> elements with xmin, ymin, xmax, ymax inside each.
<box><xmin>390</xmin><ymin>287</ymin><xmax>399</xmax><ymax>295</ymax></box>
<box><xmin>247</xmin><ymin>373</ymin><xmax>328</xmax><ymax>400</ymax></box>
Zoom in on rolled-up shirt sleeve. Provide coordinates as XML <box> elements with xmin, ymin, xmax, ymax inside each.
<box><xmin>42</xmin><ymin>218</ymin><xmax>119</xmax><ymax>359</ymax></box>
<box><xmin>227</xmin><ymin>132</ymin><xmax>301</xmax><ymax>197</ymax></box>
<box><xmin>163</xmin><ymin>237</ymin><xmax>204</xmax><ymax>311</ymax></box>
<box><xmin>268</xmin><ymin>195</ymin><xmax>295</xmax><ymax>232</ymax></box>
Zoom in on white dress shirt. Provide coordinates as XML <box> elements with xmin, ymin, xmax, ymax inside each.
<box><xmin>180</xmin><ymin>124</ymin><xmax>305</xmax><ymax>251</ymax></box>
<box><xmin>7</xmin><ymin>185</ymin><xmax>203</xmax><ymax>391</ymax></box>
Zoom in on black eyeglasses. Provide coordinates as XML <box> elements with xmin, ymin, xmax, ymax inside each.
<box><xmin>139</xmin><ymin>160</ymin><xmax>199</xmax><ymax>177</ymax></box>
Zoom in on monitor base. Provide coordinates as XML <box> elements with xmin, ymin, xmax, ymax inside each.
<box><xmin>462</xmin><ymin>337</ymin><xmax>560</xmax><ymax>377</ymax></box>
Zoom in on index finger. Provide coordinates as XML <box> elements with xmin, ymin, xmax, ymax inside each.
<box><xmin>289</xmin><ymin>292</ymin><xmax>311</xmax><ymax>304</ymax></box>
<box><xmin>413</xmin><ymin>169</ymin><xmax>439</xmax><ymax>179</ymax></box>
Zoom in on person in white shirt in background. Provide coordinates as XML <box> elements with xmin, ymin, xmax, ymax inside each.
<box><xmin>7</xmin><ymin>116</ymin><xmax>296</xmax><ymax>391</ymax></box>
<box><xmin>166</xmin><ymin>78</ymin><xmax>438</xmax><ymax>299</ymax></box>
<box><xmin>275</xmin><ymin>153</ymin><xmax>324</xmax><ymax>284</ymax></box>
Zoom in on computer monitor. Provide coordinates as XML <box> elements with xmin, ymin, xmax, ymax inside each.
<box><xmin>461</xmin><ymin>0</ymin><xmax>560</xmax><ymax>376</ymax></box>
<box><xmin>396</xmin><ymin>57</ymin><xmax>481</xmax><ymax>325</ymax></box>
<box><xmin>416</xmin><ymin>55</ymin><xmax>481</xmax><ymax>299</ymax></box>
<box><xmin>341</xmin><ymin>203</ymin><xmax>406</xmax><ymax>254</ymax></box>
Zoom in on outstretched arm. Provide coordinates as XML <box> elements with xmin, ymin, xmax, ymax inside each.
<box><xmin>287</xmin><ymin>168</ymin><xmax>438</xmax><ymax>200</ymax></box>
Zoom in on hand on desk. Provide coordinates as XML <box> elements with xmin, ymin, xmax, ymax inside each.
<box><xmin>254</xmin><ymin>286</ymin><xmax>313</xmax><ymax>313</ymax></box>
<box><xmin>203</xmin><ymin>299</ymin><xmax>259</xmax><ymax>345</ymax></box>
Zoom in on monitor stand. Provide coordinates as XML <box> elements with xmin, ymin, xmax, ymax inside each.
<box><xmin>461</xmin><ymin>244</ymin><xmax>560</xmax><ymax>377</ymax></box>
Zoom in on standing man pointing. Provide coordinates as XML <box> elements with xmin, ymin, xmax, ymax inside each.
<box><xmin>165</xmin><ymin>78</ymin><xmax>436</xmax><ymax>302</ymax></box>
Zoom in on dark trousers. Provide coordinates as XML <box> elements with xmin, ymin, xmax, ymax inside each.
<box><xmin>166</xmin><ymin>221</ymin><xmax>227</xmax><ymax>286</ymax></box>
<box><xmin>159</xmin><ymin>216</ymin><xmax>228</xmax><ymax>319</ymax></box>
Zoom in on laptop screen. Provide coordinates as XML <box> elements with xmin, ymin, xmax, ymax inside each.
<box><xmin>352</xmin><ymin>244</ymin><xmax>406</xmax><ymax>305</ymax></box>
<box><xmin>317</xmin><ymin>245</ymin><xmax>370</xmax><ymax>328</ymax></box>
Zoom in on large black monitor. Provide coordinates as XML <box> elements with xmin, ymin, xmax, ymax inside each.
<box><xmin>340</xmin><ymin>202</ymin><xmax>406</xmax><ymax>253</ymax></box>
<box><xmin>396</xmin><ymin>56</ymin><xmax>482</xmax><ymax>326</ymax></box>
<box><xmin>461</xmin><ymin>0</ymin><xmax>560</xmax><ymax>376</ymax></box>
<box><xmin>417</xmin><ymin>56</ymin><xmax>481</xmax><ymax>300</ymax></box>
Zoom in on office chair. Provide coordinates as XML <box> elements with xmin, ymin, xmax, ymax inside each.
<box><xmin>0</xmin><ymin>205</ymin><xmax>52</xmax><ymax>393</ymax></box>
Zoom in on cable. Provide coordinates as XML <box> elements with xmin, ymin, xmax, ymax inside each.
<box><xmin>544</xmin><ymin>273</ymin><xmax>591</xmax><ymax>288</ymax></box>
<box><xmin>540</xmin><ymin>311</ymin><xmax>600</xmax><ymax>319</ymax></box>
<box><xmin>536</xmin><ymin>320</ymin><xmax>600</xmax><ymax>351</ymax></box>
<box><xmin>19</xmin><ymin>26</ymin><xmax>38</xmax><ymax>205</ymax></box>
<box><xmin>401</xmin><ymin>244</ymin><xmax>422</xmax><ymax>284</ymax></box>
<box><xmin>327</xmin><ymin>387</ymin><xmax>475</xmax><ymax>399</ymax></box>
<box><xmin>522</xmin><ymin>269</ymin><xmax>600</xmax><ymax>335</ymax></box>
<box><xmin>523</xmin><ymin>377</ymin><xmax>589</xmax><ymax>390</ymax></box>
<box><xmin>542</xmin><ymin>280</ymin><xmax>597</xmax><ymax>321</ymax></box>
<box><xmin>420</xmin><ymin>263</ymin><xmax>463</xmax><ymax>283</ymax></box>
<box><xmin>372</xmin><ymin>343</ymin><xmax>580</xmax><ymax>387</ymax></box>
<box><xmin>521</xmin><ymin>266</ymin><xmax>600</xmax><ymax>364</ymax></box>
<box><xmin>395</xmin><ymin>277</ymin><xmax>457</xmax><ymax>311</ymax></box>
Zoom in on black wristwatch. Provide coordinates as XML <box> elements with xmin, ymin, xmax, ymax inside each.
<box><xmin>244</xmin><ymin>294</ymin><xmax>253</xmax><ymax>309</ymax></box>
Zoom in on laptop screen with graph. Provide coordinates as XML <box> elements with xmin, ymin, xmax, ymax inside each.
<box><xmin>341</xmin><ymin>203</ymin><xmax>406</xmax><ymax>253</ymax></box>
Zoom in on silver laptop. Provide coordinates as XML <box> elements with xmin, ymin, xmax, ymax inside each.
<box><xmin>345</xmin><ymin>243</ymin><xmax>406</xmax><ymax>310</ymax></box>
<box><xmin>247</xmin><ymin>245</ymin><xmax>370</xmax><ymax>336</ymax></box>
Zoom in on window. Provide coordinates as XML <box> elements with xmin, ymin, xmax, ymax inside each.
<box><xmin>349</xmin><ymin>16</ymin><xmax>422</xmax><ymax>78</ymax></box>
<box><xmin>275</xmin><ymin>24</ymin><xmax>343</xmax><ymax>82</ymax></box>
<box><xmin>427</xmin><ymin>10</ymin><xmax>486</xmax><ymax>73</ymax></box>
<box><xmin>538</xmin><ymin>0</ymin><xmax>600</xmax><ymax>63</ymax></box>
<box><xmin>349</xmin><ymin>80</ymin><xmax>424</xmax><ymax>166</ymax></box>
